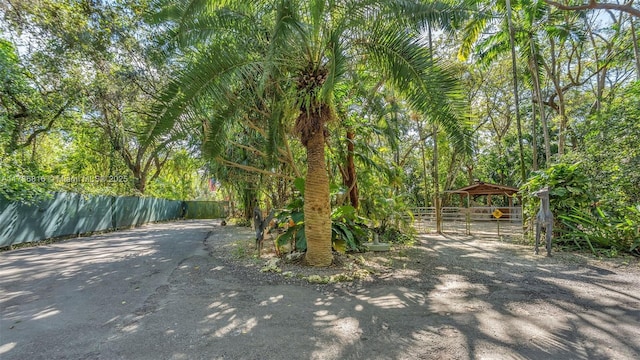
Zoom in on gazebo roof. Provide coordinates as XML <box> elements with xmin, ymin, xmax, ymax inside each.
<box><xmin>446</xmin><ymin>182</ymin><xmax>519</xmax><ymax>196</ymax></box>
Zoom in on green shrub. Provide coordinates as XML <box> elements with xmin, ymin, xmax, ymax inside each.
<box><xmin>524</xmin><ymin>162</ymin><xmax>640</xmax><ymax>255</ymax></box>
<box><xmin>559</xmin><ymin>206</ymin><xmax>640</xmax><ymax>256</ymax></box>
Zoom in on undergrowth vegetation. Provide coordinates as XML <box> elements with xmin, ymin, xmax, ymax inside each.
<box><xmin>523</xmin><ymin>162</ymin><xmax>640</xmax><ymax>256</ymax></box>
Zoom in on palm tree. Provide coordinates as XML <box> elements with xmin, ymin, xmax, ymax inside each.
<box><xmin>460</xmin><ymin>0</ymin><xmax>592</xmax><ymax>166</ymax></box>
<box><xmin>459</xmin><ymin>0</ymin><xmax>534</xmax><ymax>181</ymax></box>
<box><xmin>149</xmin><ymin>0</ymin><xmax>469</xmax><ymax>266</ymax></box>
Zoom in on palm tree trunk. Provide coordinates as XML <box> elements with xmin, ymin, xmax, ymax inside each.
<box><xmin>530</xmin><ymin>88</ymin><xmax>539</xmax><ymax>171</ymax></box>
<box><xmin>505</xmin><ymin>0</ymin><xmax>527</xmax><ymax>183</ymax></box>
<box><xmin>427</xmin><ymin>24</ymin><xmax>442</xmax><ymax>232</ymax></box>
<box><xmin>433</xmin><ymin>125</ymin><xmax>441</xmax><ymax>233</ymax></box>
<box><xmin>303</xmin><ymin>120</ymin><xmax>333</xmax><ymax>267</ymax></box>
<box><xmin>529</xmin><ymin>47</ymin><xmax>552</xmax><ymax>166</ymax></box>
<box><xmin>345</xmin><ymin>130</ymin><xmax>359</xmax><ymax>209</ymax></box>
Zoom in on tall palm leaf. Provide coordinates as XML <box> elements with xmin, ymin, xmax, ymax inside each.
<box><xmin>150</xmin><ymin>0</ymin><xmax>470</xmax><ymax>266</ymax></box>
<box><xmin>470</xmin><ymin>0</ymin><xmax>551</xmax><ymax>166</ymax></box>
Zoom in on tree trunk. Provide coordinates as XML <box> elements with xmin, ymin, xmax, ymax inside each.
<box><xmin>545</xmin><ymin>37</ymin><xmax>567</xmax><ymax>157</ymax></box>
<box><xmin>416</xmin><ymin>117</ymin><xmax>430</xmax><ymax>208</ymax></box>
<box><xmin>530</xmin><ymin>88</ymin><xmax>538</xmax><ymax>171</ymax></box>
<box><xmin>529</xmin><ymin>49</ymin><xmax>552</xmax><ymax>166</ymax></box>
<box><xmin>133</xmin><ymin>171</ymin><xmax>147</xmax><ymax>194</ymax></box>
<box><xmin>426</xmin><ymin>25</ymin><xmax>442</xmax><ymax>232</ymax></box>
<box><xmin>433</xmin><ymin>125</ymin><xmax>441</xmax><ymax>233</ymax></box>
<box><xmin>631</xmin><ymin>16</ymin><xmax>640</xmax><ymax>80</ymax></box>
<box><xmin>345</xmin><ymin>130</ymin><xmax>359</xmax><ymax>209</ymax></box>
<box><xmin>303</xmin><ymin>119</ymin><xmax>332</xmax><ymax>267</ymax></box>
<box><xmin>557</xmin><ymin>91</ymin><xmax>567</xmax><ymax>156</ymax></box>
<box><xmin>505</xmin><ymin>0</ymin><xmax>527</xmax><ymax>182</ymax></box>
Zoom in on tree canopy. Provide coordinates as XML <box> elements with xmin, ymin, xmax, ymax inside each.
<box><xmin>1</xmin><ymin>0</ymin><xmax>638</xmax><ymax>258</ymax></box>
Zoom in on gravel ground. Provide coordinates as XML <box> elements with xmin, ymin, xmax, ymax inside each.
<box><xmin>204</xmin><ymin>224</ymin><xmax>640</xmax><ymax>359</ymax></box>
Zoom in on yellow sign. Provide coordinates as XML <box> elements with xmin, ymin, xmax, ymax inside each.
<box><xmin>492</xmin><ymin>209</ymin><xmax>503</xmax><ymax>219</ymax></box>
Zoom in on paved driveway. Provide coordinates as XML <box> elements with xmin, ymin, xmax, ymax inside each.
<box><xmin>0</xmin><ymin>220</ymin><xmax>214</xmax><ymax>359</ymax></box>
<box><xmin>1</xmin><ymin>220</ymin><xmax>639</xmax><ymax>360</ymax></box>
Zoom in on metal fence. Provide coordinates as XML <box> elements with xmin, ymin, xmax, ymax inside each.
<box><xmin>0</xmin><ymin>192</ymin><xmax>228</xmax><ymax>247</ymax></box>
<box><xmin>409</xmin><ymin>206</ymin><xmax>523</xmax><ymax>238</ymax></box>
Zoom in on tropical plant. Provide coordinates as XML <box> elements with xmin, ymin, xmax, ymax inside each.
<box><xmin>523</xmin><ymin>162</ymin><xmax>592</xmax><ymax>210</ymax></box>
<box><xmin>575</xmin><ymin>81</ymin><xmax>640</xmax><ymax>210</ymax></box>
<box><xmin>559</xmin><ymin>206</ymin><xmax>640</xmax><ymax>255</ymax></box>
<box><xmin>274</xmin><ymin>177</ymin><xmax>370</xmax><ymax>254</ymax></box>
<box><xmin>0</xmin><ymin>161</ymin><xmax>53</xmax><ymax>204</ymax></box>
<box><xmin>150</xmin><ymin>0</ymin><xmax>470</xmax><ymax>266</ymax></box>
<box><xmin>522</xmin><ymin>162</ymin><xmax>595</xmax><ymax>247</ymax></box>
<box><xmin>330</xmin><ymin>204</ymin><xmax>370</xmax><ymax>253</ymax></box>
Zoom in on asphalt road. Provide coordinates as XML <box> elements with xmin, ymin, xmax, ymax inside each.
<box><xmin>0</xmin><ymin>220</ymin><xmax>215</xmax><ymax>360</ymax></box>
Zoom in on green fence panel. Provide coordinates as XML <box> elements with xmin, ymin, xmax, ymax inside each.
<box><xmin>0</xmin><ymin>193</ymin><xmax>78</xmax><ymax>247</ymax></box>
<box><xmin>0</xmin><ymin>200</ymin><xmax>18</xmax><ymax>247</ymax></box>
<box><xmin>46</xmin><ymin>193</ymin><xmax>67</xmax><ymax>239</ymax></box>
<box><xmin>75</xmin><ymin>194</ymin><xmax>114</xmax><ymax>234</ymax></box>
<box><xmin>0</xmin><ymin>199</ymin><xmax>37</xmax><ymax>247</ymax></box>
<box><xmin>113</xmin><ymin>196</ymin><xmax>134</xmax><ymax>229</ymax></box>
<box><xmin>184</xmin><ymin>201</ymin><xmax>227</xmax><ymax>219</ymax></box>
<box><xmin>0</xmin><ymin>192</ymin><xmax>188</xmax><ymax>247</ymax></box>
<box><xmin>0</xmin><ymin>193</ymin><xmax>223</xmax><ymax>247</ymax></box>
<box><xmin>158</xmin><ymin>199</ymin><xmax>182</xmax><ymax>222</ymax></box>
<box><xmin>47</xmin><ymin>192</ymin><xmax>78</xmax><ymax>238</ymax></box>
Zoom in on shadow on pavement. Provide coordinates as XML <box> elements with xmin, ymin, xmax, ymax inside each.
<box><xmin>1</xmin><ymin>225</ymin><xmax>638</xmax><ymax>359</ymax></box>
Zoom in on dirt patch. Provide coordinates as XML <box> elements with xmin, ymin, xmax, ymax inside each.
<box><xmin>208</xmin><ymin>225</ymin><xmax>640</xmax><ymax>286</ymax></box>
<box><xmin>208</xmin><ymin>226</ymin><xmax>410</xmax><ymax>285</ymax></box>
<box><xmin>205</xmin><ymin>224</ymin><xmax>640</xmax><ymax>359</ymax></box>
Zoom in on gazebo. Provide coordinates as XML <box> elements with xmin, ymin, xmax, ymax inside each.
<box><xmin>443</xmin><ymin>181</ymin><xmax>522</xmax><ymax>223</ymax></box>
<box><xmin>410</xmin><ymin>181</ymin><xmax>522</xmax><ymax>235</ymax></box>
<box><xmin>446</xmin><ymin>181</ymin><xmax>520</xmax><ymax>207</ymax></box>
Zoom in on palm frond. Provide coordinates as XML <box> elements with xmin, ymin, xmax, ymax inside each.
<box><xmin>202</xmin><ymin>103</ymin><xmax>235</xmax><ymax>158</ymax></box>
<box><xmin>271</xmin><ymin>0</ymin><xmax>310</xmax><ymax>59</ymax></box>
<box><xmin>148</xmin><ymin>0</ymin><xmax>272</xmax><ymax>79</ymax></box>
<box><xmin>385</xmin><ymin>0</ymin><xmax>472</xmax><ymax>34</ymax></box>
<box><xmin>146</xmin><ymin>42</ymin><xmax>263</xmax><ymax>144</ymax></box>
<box><xmin>475</xmin><ymin>29</ymin><xmax>511</xmax><ymax>66</ymax></box>
<box><xmin>356</xmin><ymin>23</ymin><xmax>472</xmax><ymax>154</ymax></box>
<box><xmin>458</xmin><ymin>15</ymin><xmax>490</xmax><ymax>61</ymax></box>
<box><xmin>320</xmin><ymin>27</ymin><xmax>349</xmax><ymax>102</ymax></box>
